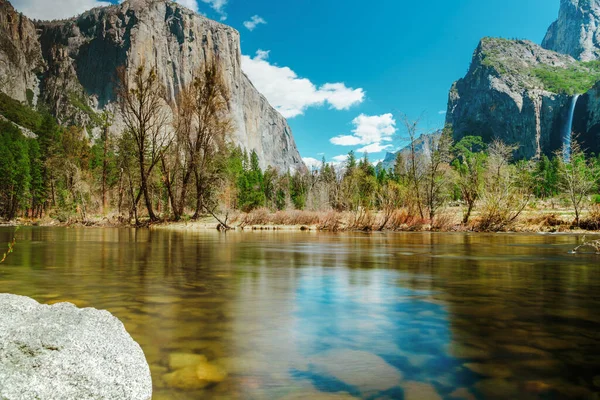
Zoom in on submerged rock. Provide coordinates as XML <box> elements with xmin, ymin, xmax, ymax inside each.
<box><xmin>195</xmin><ymin>360</ymin><xmax>228</xmax><ymax>383</ymax></box>
<box><xmin>0</xmin><ymin>294</ymin><xmax>152</xmax><ymax>400</ymax></box>
<box><xmin>402</xmin><ymin>381</ymin><xmax>442</xmax><ymax>400</ymax></box>
<box><xmin>307</xmin><ymin>349</ymin><xmax>403</xmax><ymax>393</ymax></box>
<box><xmin>168</xmin><ymin>352</ymin><xmax>208</xmax><ymax>370</ymax></box>
<box><xmin>162</xmin><ymin>360</ymin><xmax>227</xmax><ymax>390</ymax></box>
<box><xmin>163</xmin><ymin>366</ymin><xmax>210</xmax><ymax>390</ymax></box>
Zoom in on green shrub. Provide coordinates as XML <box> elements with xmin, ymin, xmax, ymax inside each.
<box><xmin>26</xmin><ymin>89</ymin><xmax>34</xmax><ymax>107</ymax></box>
<box><xmin>0</xmin><ymin>92</ymin><xmax>42</xmax><ymax>131</ymax></box>
<box><xmin>531</xmin><ymin>61</ymin><xmax>600</xmax><ymax>95</ymax></box>
<box><xmin>67</xmin><ymin>91</ymin><xmax>102</xmax><ymax>127</ymax></box>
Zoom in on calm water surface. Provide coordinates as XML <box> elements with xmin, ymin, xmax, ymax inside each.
<box><xmin>1</xmin><ymin>228</ymin><xmax>600</xmax><ymax>399</ymax></box>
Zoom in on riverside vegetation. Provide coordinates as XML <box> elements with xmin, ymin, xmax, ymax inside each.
<box><xmin>1</xmin><ymin>62</ymin><xmax>600</xmax><ymax>232</ymax></box>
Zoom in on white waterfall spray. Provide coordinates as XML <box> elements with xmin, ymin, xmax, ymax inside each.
<box><xmin>563</xmin><ymin>94</ymin><xmax>580</xmax><ymax>160</ymax></box>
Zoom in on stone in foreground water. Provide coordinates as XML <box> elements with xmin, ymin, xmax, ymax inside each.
<box><xmin>0</xmin><ymin>294</ymin><xmax>152</xmax><ymax>400</ymax></box>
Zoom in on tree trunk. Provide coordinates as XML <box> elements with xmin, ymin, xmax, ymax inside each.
<box><xmin>463</xmin><ymin>202</ymin><xmax>474</xmax><ymax>224</ymax></box>
<box><xmin>139</xmin><ymin>156</ymin><xmax>157</xmax><ymax>221</ymax></box>
<box><xmin>101</xmin><ymin>126</ymin><xmax>108</xmax><ymax>214</ymax></box>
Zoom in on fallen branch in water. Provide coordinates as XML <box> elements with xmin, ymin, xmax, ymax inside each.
<box><xmin>572</xmin><ymin>235</ymin><xmax>600</xmax><ymax>254</ymax></box>
<box><xmin>1</xmin><ymin>226</ymin><xmax>19</xmax><ymax>264</ymax></box>
<box><xmin>203</xmin><ymin>205</ymin><xmax>233</xmax><ymax>230</ymax></box>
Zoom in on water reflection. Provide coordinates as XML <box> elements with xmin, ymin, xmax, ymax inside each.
<box><xmin>0</xmin><ymin>228</ymin><xmax>599</xmax><ymax>399</ymax></box>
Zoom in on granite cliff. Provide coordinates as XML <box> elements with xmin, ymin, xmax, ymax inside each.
<box><xmin>446</xmin><ymin>1</ymin><xmax>600</xmax><ymax>157</ymax></box>
<box><xmin>0</xmin><ymin>0</ymin><xmax>43</xmax><ymax>104</ymax></box>
<box><xmin>543</xmin><ymin>0</ymin><xmax>600</xmax><ymax>61</ymax></box>
<box><xmin>0</xmin><ymin>0</ymin><xmax>304</xmax><ymax>172</ymax></box>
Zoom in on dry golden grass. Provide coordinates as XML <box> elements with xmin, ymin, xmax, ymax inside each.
<box><xmin>233</xmin><ymin>208</ymin><xmax>326</xmax><ymax>227</ymax></box>
<box><xmin>385</xmin><ymin>209</ymin><xmax>428</xmax><ymax>231</ymax></box>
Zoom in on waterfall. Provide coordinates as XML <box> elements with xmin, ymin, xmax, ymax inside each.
<box><xmin>563</xmin><ymin>94</ymin><xmax>580</xmax><ymax>160</ymax></box>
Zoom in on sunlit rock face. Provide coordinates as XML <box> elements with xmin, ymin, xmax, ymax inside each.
<box><xmin>446</xmin><ymin>38</ymin><xmax>576</xmax><ymax>159</ymax></box>
<box><xmin>543</xmin><ymin>0</ymin><xmax>600</xmax><ymax>61</ymax></box>
<box><xmin>0</xmin><ymin>0</ymin><xmax>304</xmax><ymax>172</ymax></box>
<box><xmin>0</xmin><ymin>0</ymin><xmax>43</xmax><ymax>104</ymax></box>
<box><xmin>446</xmin><ymin>0</ymin><xmax>600</xmax><ymax>157</ymax></box>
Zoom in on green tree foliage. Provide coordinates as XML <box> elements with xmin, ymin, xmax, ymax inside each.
<box><xmin>4</xmin><ymin>83</ymin><xmax>600</xmax><ymax>231</ymax></box>
<box><xmin>0</xmin><ymin>92</ymin><xmax>43</xmax><ymax>131</ymax></box>
<box><xmin>532</xmin><ymin>155</ymin><xmax>560</xmax><ymax>199</ymax></box>
<box><xmin>0</xmin><ymin>121</ymin><xmax>31</xmax><ymax>220</ymax></box>
<box><xmin>452</xmin><ymin>135</ymin><xmax>487</xmax><ymax>223</ymax></box>
<box><xmin>117</xmin><ymin>66</ymin><xmax>171</xmax><ymax>222</ymax></box>
<box><xmin>237</xmin><ymin>150</ymin><xmax>266</xmax><ymax>211</ymax></box>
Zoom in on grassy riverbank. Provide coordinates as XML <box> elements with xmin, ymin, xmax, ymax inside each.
<box><xmin>7</xmin><ymin>204</ymin><xmax>599</xmax><ymax>234</ymax></box>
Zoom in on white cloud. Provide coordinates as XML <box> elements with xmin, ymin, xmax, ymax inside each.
<box><xmin>244</xmin><ymin>15</ymin><xmax>267</xmax><ymax>31</ymax></box>
<box><xmin>241</xmin><ymin>50</ymin><xmax>365</xmax><ymax>118</ymax></box>
<box><xmin>175</xmin><ymin>0</ymin><xmax>200</xmax><ymax>13</ymax></box>
<box><xmin>11</xmin><ymin>0</ymin><xmax>110</xmax><ymax>20</ymax></box>
<box><xmin>318</xmin><ymin>83</ymin><xmax>365</xmax><ymax>110</ymax></box>
<box><xmin>332</xmin><ymin>155</ymin><xmax>349</xmax><ymax>163</ymax></box>
<box><xmin>330</xmin><ymin>135</ymin><xmax>362</xmax><ymax>146</ymax></box>
<box><xmin>438</xmin><ymin>110</ymin><xmax>447</xmax><ymax>115</ymax></box>
<box><xmin>302</xmin><ymin>157</ymin><xmax>322</xmax><ymax>171</ymax></box>
<box><xmin>356</xmin><ymin>143</ymin><xmax>393</xmax><ymax>154</ymax></box>
<box><xmin>200</xmin><ymin>0</ymin><xmax>227</xmax><ymax>20</ymax></box>
<box><xmin>330</xmin><ymin>113</ymin><xmax>397</xmax><ymax>155</ymax></box>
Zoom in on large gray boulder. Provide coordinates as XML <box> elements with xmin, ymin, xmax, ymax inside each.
<box><xmin>0</xmin><ymin>294</ymin><xmax>152</xmax><ymax>400</ymax></box>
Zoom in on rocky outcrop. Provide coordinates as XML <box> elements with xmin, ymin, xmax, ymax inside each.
<box><xmin>380</xmin><ymin>131</ymin><xmax>441</xmax><ymax>171</ymax></box>
<box><xmin>0</xmin><ymin>0</ymin><xmax>304</xmax><ymax>172</ymax></box>
<box><xmin>0</xmin><ymin>294</ymin><xmax>152</xmax><ymax>400</ymax></box>
<box><xmin>446</xmin><ymin>38</ymin><xmax>584</xmax><ymax>159</ymax></box>
<box><xmin>0</xmin><ymin>0</ymin><xmax>43</xmax><ymax>104</ymax></box>
<box><xmin>543</xmin><ymin>0</ymin><xmax>600</xmax><ymax>61</ymax></box>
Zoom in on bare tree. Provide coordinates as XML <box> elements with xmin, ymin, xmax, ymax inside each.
<box><xmin>161</xmin><ymin>58</ymin><xmax>233</xmax><ymax>221</ymax></box>
<box><xmin>377</xmin><ymin>181</ymin><xmax>403</xmax><ymax>230</ymax></box>
<box><xmin>402</xmin><ymin>116</ymin><xmax>425</xmax><ymax>219</ymax></box>
<box><xmin>117</xmin><ymin>65</ymin><xmax>171</xmax><ymax>222</ymax></box>
<box><xmin>452</xmin><ymin>136</ymin><xmax>487</xmax><ymax>224</ymax></box>
<box><xmin>100</xmin><ymin>111</ymin><xmax>114</xmax><ymax>215</ymax></box>
<box><xmin>478</xmin><ymin>140</ymin><xmax>532</xmax><ymax>230</ymax></box>
<box><xmin>557</xmin><ymin>138</ymin><xmax>598</xmax><ymax>226</ymax></box>
<box><xmin>422</xmin><ymin>125</ymin><xmax>453</xmax><ymax>222</ymax></box>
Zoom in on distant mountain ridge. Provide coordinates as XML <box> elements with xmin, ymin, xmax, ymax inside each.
<box><xmin>0</xmin><ymin>0</ymin><xmax>305</xmax><ymax>172</ymax></box>
<box><xmin>380</xmin><ymin>131</ymin><xmax>441</xmax><ymax>171</ymax></box>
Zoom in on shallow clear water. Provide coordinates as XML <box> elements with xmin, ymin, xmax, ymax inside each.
<box><xmin>1</xmin><ymin>227</ymin><xmax>600</xmax><ymax>399</ymax></box>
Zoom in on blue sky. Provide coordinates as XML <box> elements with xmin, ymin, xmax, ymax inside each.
<box><xmin>12</xmin><ymin>0</ymin><xmax>561</xmax><ymax>167</ymax></box>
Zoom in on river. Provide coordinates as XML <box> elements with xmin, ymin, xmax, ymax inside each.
<box><xmin>1</xmin><ymin>227</ymin><xmax>599</xmax><ymax>399</ymax></box>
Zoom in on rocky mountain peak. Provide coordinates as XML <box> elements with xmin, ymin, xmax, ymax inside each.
<box><xmin>543</xmin><ymin>0</ymin><xmax>600</xmax><ymax>60</ymax></box>
<box><xmin>0</xmin><ymin>0</ymin><xmax>304</xmax><ymax>172</ymax></box>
